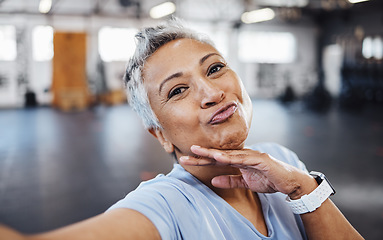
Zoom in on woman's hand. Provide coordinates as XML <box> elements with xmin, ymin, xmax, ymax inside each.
<box><xmin>179</xmin><ymin>145</ymin><xmax>317</xmax><ymax>199</ymax></box>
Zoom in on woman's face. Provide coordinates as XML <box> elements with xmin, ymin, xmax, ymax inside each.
<box><xmin>143</xmin><ymin>38</ymin><xmax>252</xmax><ymax>157</ymax></box>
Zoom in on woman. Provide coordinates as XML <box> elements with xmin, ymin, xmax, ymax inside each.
<box><xmin>0</xmin><ymin>19</ymin><xmax>363</xmax><ymax>240</ymax></box>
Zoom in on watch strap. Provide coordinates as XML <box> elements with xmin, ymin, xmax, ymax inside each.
<box><xmin>286</xmin><ymin>175</ymin><xmax>334</xmax><ymax>214</ymax></box>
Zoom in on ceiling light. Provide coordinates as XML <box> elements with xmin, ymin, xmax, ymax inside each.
<box><xmin>150</xmin><ymin>2</ymin><xmax>176</xmax><ymax>19</ymax></box>
<box><xmin>348</xmin><ymin>0</ymin><xmax>369</xmax><ymax>3</ymax></box>
<box><xmin>39</xmin><ymin>0</ymin><xmax>52</xmax><ymax>14</ymax></box>
<box><xmin>241</xmin><ymin>8</ymin><xmax>275</xmax><ymax>24</ymax></box>
<box><xmin>256</xmin><ymin>0</ymin><xmax>308</xmax><ymax>7</ymax></box>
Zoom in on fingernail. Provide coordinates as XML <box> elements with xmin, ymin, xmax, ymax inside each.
<box><xmin>191</xmin><ymin>145</ymin><xmax>201</xmax><ymax>149</ymax></box>
<box><xmin>179</xmin><ymin>156</ymin><xmax>189</xmax><ymax>162</ymax></box>
<box><xmin>214</xmin><ymin>152</ymin><xmax>223</xmax><ymax>158</ymax></box>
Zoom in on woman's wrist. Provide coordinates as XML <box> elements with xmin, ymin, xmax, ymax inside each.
<box><xmin>0</xmin><ymin>225</ymin><xmax>26</xmax><ymax>240</ymax></box>
<box><xmin>288</xmin><ymin>173</ymin><xmax>318</xmax><ymax>200</ymax></box>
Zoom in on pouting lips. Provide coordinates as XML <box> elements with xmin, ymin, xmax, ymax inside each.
<box><xmin>209</xmin><ymin>103</ymin><xmax>238</xmax><ymax>124</ymax></box>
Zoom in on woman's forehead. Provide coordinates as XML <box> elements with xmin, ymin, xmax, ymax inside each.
<box><xmin>142</xmin><ymin>38</ymin><xmax>219</xmax><ymax>84</ymax></box>
<box><xmin>152</xmin><ymin>38</ymin><xmax>217</xmax><ymax>59</ymax></box>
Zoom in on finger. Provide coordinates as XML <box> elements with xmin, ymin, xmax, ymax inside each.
<box><xmin>179</xmin><ymin>155</ymin><xmax>216</xmax><ymax>166</ymax></box>
<box><xmin>211</xmin><ymin>175</ymin><xmax>249</xmax><ymax>189</ymax></box>
<box><xmin>190</xmin><ymin>145</ymin><xmax>226</xmax><ymax>160</ymax></box>
<box><xmin>191</xmin><ymin>145</ymin><xmax>261</xmax><ymax>167</ymax></box>
<box><xmin>190</xmin><ymin>145</ymin><xmax>245</xmax><ymax>166</ymax></box>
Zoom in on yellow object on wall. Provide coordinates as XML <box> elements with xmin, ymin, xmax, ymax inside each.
<box><xmin>52</xmin><ymin>32</ymin><xmax>89</xmax><ymax>111</ymax></box>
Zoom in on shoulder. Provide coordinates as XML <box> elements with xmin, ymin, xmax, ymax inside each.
<box><xmin>109</xmin><ymin>174</ymin><xmax>196</xmax><ymax>211</ymax></box>
<box><xmin>249</xmin><ymin>142</ymin><xmax>307</xmax><ymax>171</ymax></box>
<box><xmin>107</xmin><ymin>173</ymin><xmax>200</xmax><ymax>240</ymax></box>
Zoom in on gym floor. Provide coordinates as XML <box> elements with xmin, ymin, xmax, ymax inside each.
<box><xmin>0</xmin><ymin>99</ymin><xmax>382</xmax><ymax>239</ymax></box>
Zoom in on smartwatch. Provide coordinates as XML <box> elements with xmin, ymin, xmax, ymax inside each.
<box><xmin>286</xmin><ymin>171</ymin><xmax>336</xmax><ymax>214</ymax></box>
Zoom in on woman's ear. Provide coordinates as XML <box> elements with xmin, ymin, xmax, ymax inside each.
<box><xmin>148</xmin><ymin>128</ymin><xmax>175</xmax><ymax>154</ymax></box>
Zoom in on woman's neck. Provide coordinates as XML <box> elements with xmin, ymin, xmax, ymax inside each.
<box><xmin>181</xmin><ymin>164</ymin><xmax>250</xmax><ymax>199</ymax></box>
<box><xmin>181</xmin><ymin>163</ymin><xmax>268</xmax><ymax>236</ymax></box>
<box><xmin>174</xmin><ymin>144</ymin><xmax>249</xmax><ymax>199</ymax></box>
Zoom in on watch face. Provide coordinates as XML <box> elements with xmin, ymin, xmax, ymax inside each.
<box><xmin>323</xmin><ymin>174</ymin><xmax>336</xmax><ymax>195</ymax></box>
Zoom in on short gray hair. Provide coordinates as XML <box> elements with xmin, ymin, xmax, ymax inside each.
<box><xmin>124</xmin><ymin>18</ymin><xmax>214</xmax><ymax>129</ymax></box>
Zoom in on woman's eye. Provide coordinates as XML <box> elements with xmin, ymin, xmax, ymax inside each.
<box><xmin>208</xmin><ymin>64</ymin><xmax>224</xmax><ymax>76</ymax></box>
<box><xmin>168</xmin><ymin>86</ymin><xmax>188</xmax><ymax>99</ymax></box>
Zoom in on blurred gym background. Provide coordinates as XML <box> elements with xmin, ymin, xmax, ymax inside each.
<box><xmin>0</xmin><ymin>0</ymin><xmax>382</xmax><ymax>239</ymax></box>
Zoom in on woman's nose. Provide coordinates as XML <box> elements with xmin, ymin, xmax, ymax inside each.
<box><xmin>198</xmin><ymin>80</ymin><xmax>225</xmax><ymax>109</ymax></box>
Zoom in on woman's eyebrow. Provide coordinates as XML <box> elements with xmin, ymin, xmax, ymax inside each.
<box><xmin>199</xmin><ymin>53</ymin><xmax>221</xmax><ymax>65</ymax></box>
<box><xmin>158</xmin><ymin>53</ymin><xmax>221</xmax><ymax>95</ymax></box>
<box><xmin>159</xmin><ymin>72</ymin><xmax>183</xmax><ymax>94</ymax></box>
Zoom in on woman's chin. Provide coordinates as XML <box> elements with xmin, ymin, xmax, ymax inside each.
<box><xmin>212</xmin><ymin>128</ymin><xmax>249</xmax><ymax>150</ymax></box>
<box><xmin>217</xmin><ymin>138</ymin><xmax>246</xmax><ymax>150</ymax></box>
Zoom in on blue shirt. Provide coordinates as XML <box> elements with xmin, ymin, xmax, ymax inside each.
<box><xmin>108</xmin><ymin>143</ymin><xmax>308</xmax><ymax>239</ymax></box>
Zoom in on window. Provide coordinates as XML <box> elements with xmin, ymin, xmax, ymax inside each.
<box><xmin>32</xmin><ymin>25</ymin><xmax>54</xmax><ymax>61</ymax></box>
<box><xmin>362</xmin><ymin>36</ymin><xmax>383</xmax><ymax>60</ymax></box>
<box><xmin>0</xmin><ymin>25</ymin><xmax>17</xmax><ymax>61</ymax></box>
<box><xmin>238</xmin><ymin>31</ymin><xmax>296</xmax><ymax>63</ymax></box>
<box><xmin>98</xmin><ymin>27</ymin><xmax>137</xmax><ymax>62</ymax></box>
